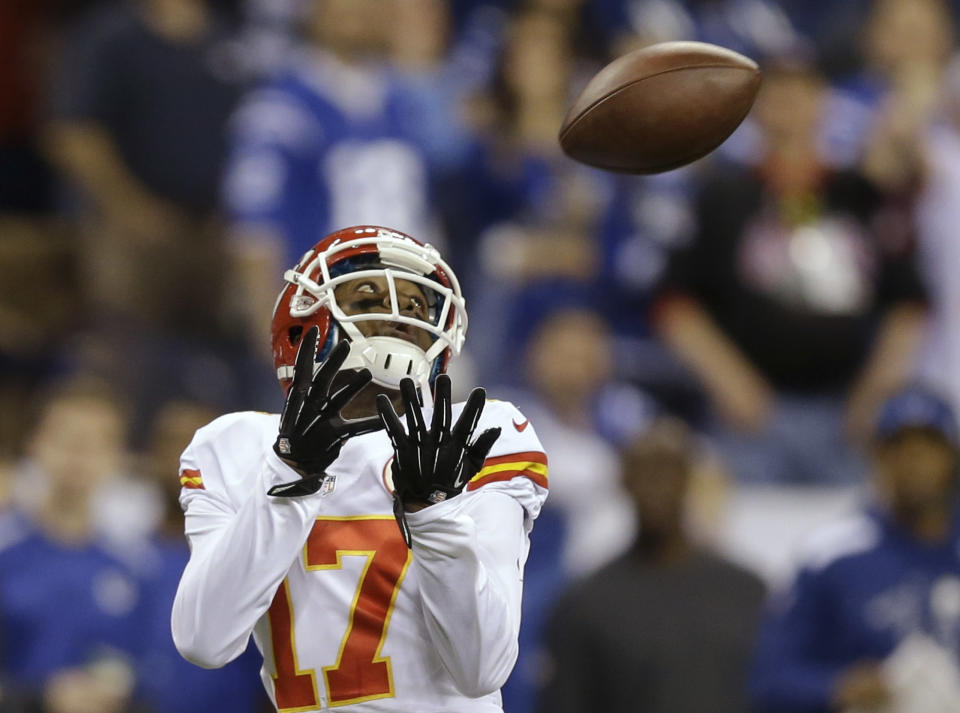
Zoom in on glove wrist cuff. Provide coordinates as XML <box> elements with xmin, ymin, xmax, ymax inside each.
<box><xmin>268</xmin><ymin>471</ymin><xmax>334</xmax><ymax>498</ymax></box>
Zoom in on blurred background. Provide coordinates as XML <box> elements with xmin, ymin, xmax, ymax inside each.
<box><xmin>3</xmin><ymin>0</ymin><xmax>960</xmax><ymax>711</ymax></box>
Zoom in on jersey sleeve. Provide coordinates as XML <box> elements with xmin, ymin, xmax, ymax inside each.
<box><xmin>171</xmin><ymin>412</ymin><xmax>333</xmax><ymax>669</ymax></box>
<box><xmin>463</xmin><ymin>400</ymin><xmax>548</xmax><ymax>523</ymax></box>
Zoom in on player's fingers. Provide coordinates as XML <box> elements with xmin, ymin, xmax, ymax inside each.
<box><xmin>467</xmin><ymin>427</ymin><xmax>501</xmax><ymax>463</ymax></box>
<box><xmin>431</xmin><ymin>374</ymin><xmax>452</xmax><ymax>437</ymax></box>
<box><xmin>338</xmin><ymin>415</ymin><xmax>384</xmax><ymax>439</ymax></box>
<box><xmin>326</xmin><ymin>368</ymin><xmax>372</xmax><ymax>414</ymax></box>
<box><xmin>279</xmin><ymin>327</ymin><xmax>319</xmax><ymax>435</ymax></box>
<box><xmin>278</xmin><ymin>388</ymin><xmax>305</xmax><ymax>437</ymax></box>
<box><xmin>313</xmin><ymin>339</ymin><xmax>351</xmax><ymax>395</ymax></box>
<box><xmin>292</xmin><ymin>325</ymin><xmax>320</xmax><ymax>392</ymax></box>
<box><xmin>452</xmin><ymin>386</ymin><xmax>486</xmax><ymax>444</ymax></box>
<box><xmin>377</xmin><ymin>394</ymin><xmax>407</xmax><ymax>446</ymax></box>
<box><xmin>400</xmin><ymin>378</ymin><xmax>427</xmax><ymax>438</ymax></box>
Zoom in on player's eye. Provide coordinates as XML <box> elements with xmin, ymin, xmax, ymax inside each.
<box><xmin>355</xmin><ymin>282</ymin><xmax>377</xmax><ymax>294</ymax></box>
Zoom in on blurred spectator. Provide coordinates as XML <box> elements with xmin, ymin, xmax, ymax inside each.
<box><xmin>224</xmin><ymin>0</ymin><xmax>445</xmax><ymax>353</ymax></box>
<box><xmin>505</xmin><ymin>306</ymin><xmax>640</xmax><ymax>575</ymax></box>
<box><xmin>0</xmin><ymin>378</ymin><xmax>149</xmax><ymax>713</ymax></box>
<box><xmin>594</xmin><ymin>168</ymin><xmax>708</xmax><ymax>421</ymax></box>
<box><xmin>536</xmin><ymin>418</ymin><xmax>765</xmax><ymax>713</ymax></box>
<box><xmin>135</xmin><ymin>400</ymin><xmax>270</xmax><ymax>713</ymax></box>
<box><xmin>917</xmin><ymin>56</ymin><xmax>960</xmax><ymax>420</ymax></box>
<box><xmin>654</xmin><ymin>60</ymin><xmax>928</xmax><ymax>483</ymax></box>
<box><xmin>750</xmin><ymin>387</ymin><xmax>960</xmax><ymax>713</ymax></box>
<box><xmin>463</xmin><ymin>8</ymin><xmax>611</xmax><ymax>378</ymax></box>
<box><xmin>48</xmin><ymin>0</ymin><xmax>245</xmax><ymax>220</ymax></box>
<box><xmin>495</xmin><ymin>305</ymin><xmax>635</xmax><ymax>713</ymax></box>
<box><xmin>597</xmin><ymin>170</ymin><xmax>696</xmax><ymax>340</ymax></box>
<box><xmin>44</xmin><ymin>0</ymin><xmax>252</xmax><ymax>437</ymax></box>
<box><xmin>858</xmin><ymin>0</ymin><xmax>953</xmax><ymax>187</ymax></box>
<box><xmin>821</xmin><ymin>0</ymin><xmax>954</xmax><ymax>170</ymax></box>
<box><xmin>0</xmin><ymin>219</ymin><xmax>76</xmax><ymax>459</ymax></box>
<box><xmin>593</xmin><ymin>0</ymin><xmax>803</xmax><ymax>60</ymax></box>
<box><xmin>386</xmin><ymin>0</ymin><xmax>502</xmax><ymax>175</ymax></box>
<box><xmin>0</xmin><ymin>0</ymin><xmax>85</xmax><ymax>457</ymax></box>
<box><xmin>239</xmin><ymin>0</ymin><xmax>303</xmax><ymax>75</ymax></box>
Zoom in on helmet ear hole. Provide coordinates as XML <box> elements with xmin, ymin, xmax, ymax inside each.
<box><xmin>288</xmin><ymin>326</ymin><xmax>303</xmax><ymax>347</ymax></box>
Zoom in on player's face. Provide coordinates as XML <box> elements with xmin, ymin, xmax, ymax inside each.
<box><xmin>875</xmin><ymin>429</ymin><xmax>958</xmax><ymax>514</ymax></box>
<box><xmin>334</xmin><ymin>275</ymin><xmax>434</xmax><ymax>352</ymax></box>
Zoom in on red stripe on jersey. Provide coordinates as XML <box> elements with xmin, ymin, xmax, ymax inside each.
<box><xmin>482</xmin><ymin>451</ymin><xmax>548</xmax><ymax>467</ymax></box>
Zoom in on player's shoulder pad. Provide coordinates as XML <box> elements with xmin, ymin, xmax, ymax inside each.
<box><xmin>179</xmin><ymin>411</ymin><xmax>280</xmax><ymax>499</ymax></box>
<box><xmin>464</xmin><ymin>399</ymin><xmax>548</xmax><ymax>494</ymax></box>
<box><xmin>795</xmin><ymin>511</ymin><xmax>880</xmax><ymax>574</ymax></box>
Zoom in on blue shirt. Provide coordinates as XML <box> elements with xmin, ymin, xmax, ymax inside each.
<box><xmin>138</xmin><ymin>536</ymin><xmax>269</xmax><ymax>713</ymax></box>
<box><xmin>750</xmin><ymin>506</ymin><xmax>960</xmax><ymax>712</ymax></box>
<box><xmin>223</xmin><ymin>50</ymin><xmax>439</xmax><ymax>266</ymax></box>
<box><xmin>0</xmin><ymin>510</ymin><xmax>148</xmax><ymax>685</ymax></box>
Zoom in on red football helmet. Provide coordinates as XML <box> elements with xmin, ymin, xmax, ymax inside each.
<box><xmin>271</xmin><ymin>226</ymin><xmax>467</xmax><ymax>400</ymax></box>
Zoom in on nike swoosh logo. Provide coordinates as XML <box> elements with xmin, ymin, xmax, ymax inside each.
<box><xmin>513</xmin><ymin>418</ymin><xmax>530</xmax><ymax>432</ymax></box>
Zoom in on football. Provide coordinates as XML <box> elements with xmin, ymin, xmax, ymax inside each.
<box><xmin>559</xmin><ymin>41</ymin><xmax>761</xmax><ymax>173</ymax></box>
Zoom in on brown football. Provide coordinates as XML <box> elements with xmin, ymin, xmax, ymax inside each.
<box><xmin>559</xmin><ymin>41</ymin><xmax>761</xmax><ymax>173</ymax></box>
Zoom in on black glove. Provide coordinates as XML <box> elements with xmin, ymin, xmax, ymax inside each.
<box><xmin>269</xmin><ymin>326</ymin><xmax>383</xmax><ymax>497</ymax></box>
<box><xmin>377</xmin><ymin>374</ymin><xmax>501</xmax><ymax>546</ymax></box>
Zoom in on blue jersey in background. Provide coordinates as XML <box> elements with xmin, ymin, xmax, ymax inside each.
<box><xmin>0</xmin><ymin>510</ymin><xmax>148</xmax><ymax>685</ymax></box>
<box><xmin>224</xmin><ymin>50</ymin><xmax>441</xmax><ymax>267</ymax></box>
<box><xmin>751</xmin><ymin>507</ymin><xmax>960</xmax><ymax>713</ymax></box>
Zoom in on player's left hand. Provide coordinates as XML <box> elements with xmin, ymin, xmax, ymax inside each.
<box><xmin>378</xmin><ymin>375</ymin><xmax>501</xmax><ymax>546</ymax></box>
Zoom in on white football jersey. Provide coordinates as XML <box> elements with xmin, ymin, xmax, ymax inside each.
<box><xmin>172</xmin><ymin>399</ymin><xmax>547</xmax><ymax>712</ymax></box>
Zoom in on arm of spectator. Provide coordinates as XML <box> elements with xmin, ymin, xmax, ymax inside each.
<box><xmin>45</xmin><ymin>14</ymin><xmax>187</xmax><ymax>242</ymax></box>
<box><xmin>653</xmin><ymin>294</ymin><xmax>774</xmax><ymax>432</ymax></box>
<box><xmin>861</xmin><ymin>64</ymin><xmax>937</xmax><ymax>192</ymax></box>
<box><xmin>846</xmin><ymin>303</ymin><xmax>927</xmax><ymax>443</ymax></box>
<box><xmin>479</xmin><ymin>224</ymin><xmax>598</xmax><ymax>282</ymax></box>
<box><xmin>227</xmin><ymin>226</ymin><xmax>286</xmax><ymax>359</ymax></box>
<box><xmin>43</xmin><ymin>121</ymin><xmax>185</xmax><ymax>242</ymax></box>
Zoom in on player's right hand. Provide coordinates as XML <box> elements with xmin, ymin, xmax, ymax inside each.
<box><xmin>271</xmin><ymin>326</ymin><xmax>382</xmax><ymax>493</ymax></box>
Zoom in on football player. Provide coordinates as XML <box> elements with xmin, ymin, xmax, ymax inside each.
<box><xmin>171</xmin><ymin>226</ymin><xmax>548</xmax><ymax>712</ymax></box>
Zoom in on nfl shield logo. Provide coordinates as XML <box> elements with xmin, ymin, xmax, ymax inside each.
<box><xmin>319</xmin><ymin>474</ymin><xmax>337</xmax><ymax>497</ymax></box>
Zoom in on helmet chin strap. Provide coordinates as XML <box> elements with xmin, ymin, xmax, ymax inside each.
<box><xmin>341</xmin><ymin>336</ymin><xmax>435</xmax><ymax>408</ymax></box>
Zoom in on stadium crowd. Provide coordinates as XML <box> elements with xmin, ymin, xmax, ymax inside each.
<box><xmin>2</xmin><ymin>0</ymin><xmax>960</xmax><ymax>711</ymax></box>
